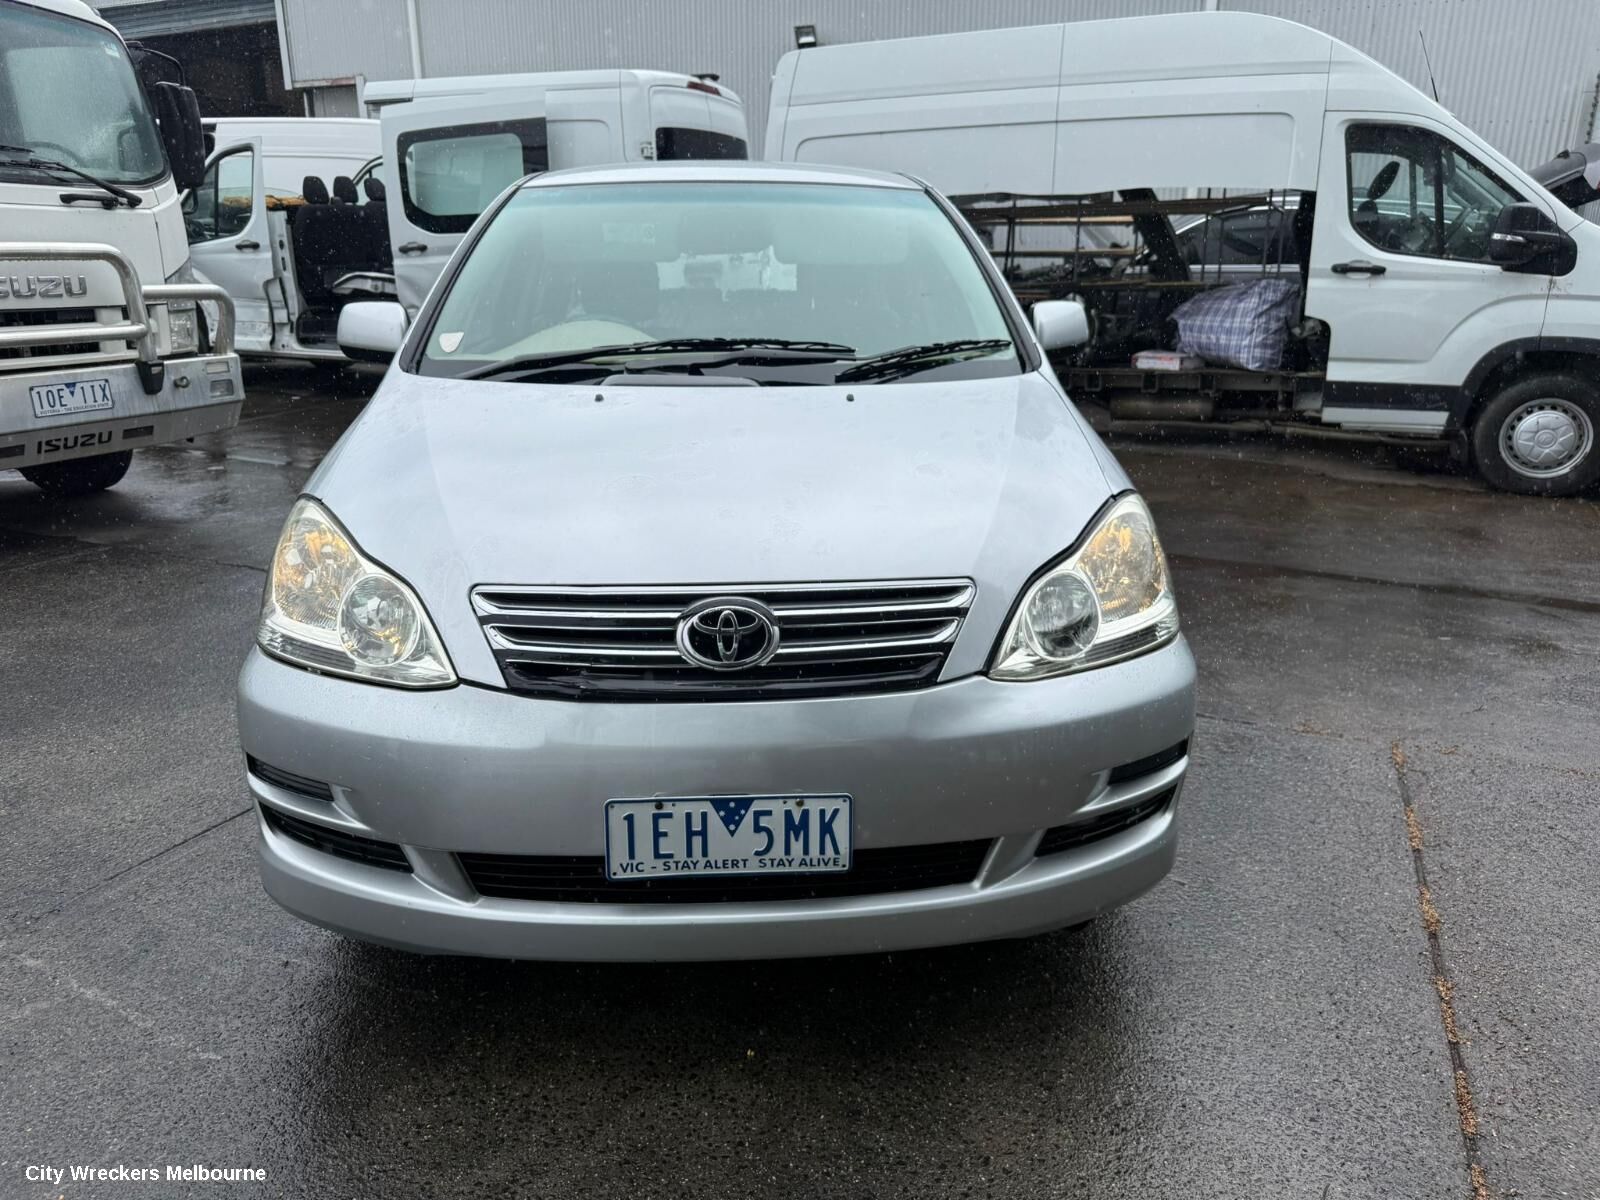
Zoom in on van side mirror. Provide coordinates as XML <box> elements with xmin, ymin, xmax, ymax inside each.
<box><xmin>150</xmin><ymin>82</ymin><xmax>206</xmax><ymax>191</ymax></box>
<box><xmin>337</xmin><ymin>301</ymin><xmax>408</xmax><ymax>363</ymax></box>
<box><xmin>1489</xmin><ymin>202</ymin><xmax>1572</xmax><ymax>273</ymax></box>
<box><xmin>1031</xmin><ymin>300</ymin><xmax>1090</xmax><ymax>351</ymax></box>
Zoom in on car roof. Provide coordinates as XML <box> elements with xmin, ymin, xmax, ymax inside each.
<box><xmin>521</xmin><ymin>161</ymin><xmax>923</xmax><ymax>191</ymax></box>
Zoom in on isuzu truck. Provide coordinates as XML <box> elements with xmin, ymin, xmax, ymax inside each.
<box><xmin>1</xmin><ymin>0</ymin><xmax>242</xmax><ymax>495</ymax></box>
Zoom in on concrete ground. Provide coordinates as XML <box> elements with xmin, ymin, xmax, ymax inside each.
<box><xmin>1</xmin><ymin>365</ymin><xmax>1596</xmax><ymax>1199</ymax></box>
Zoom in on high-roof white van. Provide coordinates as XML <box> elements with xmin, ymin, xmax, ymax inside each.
<box><xmin>767</xmin><ymin>12</ymin><xmax>1600</xmax><ymax>496</ymax></box>
<box><xmin>364</xmin><ymin>70</ymin><xmax>749</xmax><ymax>314</ymax></box>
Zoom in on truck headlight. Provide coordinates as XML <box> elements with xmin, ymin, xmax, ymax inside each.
<box><xmin>259</xmin><ymin>498</ymin><xmax>456</xmax><ymax>688</ymax></box>
<box><xmin>167</xmin><ymin>304</ymin><xmax>199</xmax><ymax>355</ymax></box>
<box><xmin>164</xmin><ymin>262</ymin><xmax>200</xmax><ymax>355</ymax></box>
<box><xmin>990</xmin><ymin>493</ymin><xmax>1178</xmax><ymax>680</ymax></box>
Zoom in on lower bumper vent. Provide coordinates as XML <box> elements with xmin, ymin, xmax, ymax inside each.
<box><xmin>1035</xmin><ymin>787</ymin><xmax>1176</xmax><ymax>857</ymax></box>
<box><xmin>259</xmin><ymin>804</ymin><xmax>411</xmax><ymax>872</ymax></box>
<box><xmin>247</xmin><ymin>756</ymin><xmax>334</xmax><ymax>802</ymax></box>
<box><xmin>457</xmin><ymin>839</ymin><xmax>991</xmax><ymax>903</ymax></box>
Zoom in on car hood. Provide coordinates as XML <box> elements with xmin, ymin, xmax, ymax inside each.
<box><xmin>309</xmin><ymin>370</ymin><xmax>1120</xmax><ymax>686</ymax></box>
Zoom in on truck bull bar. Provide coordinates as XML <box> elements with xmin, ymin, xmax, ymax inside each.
<box><xmin>0</xmin><ymin>242</ymin><xmax>234</xmax><ymax>394</ymax></box>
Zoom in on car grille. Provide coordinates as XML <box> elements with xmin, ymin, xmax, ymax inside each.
<box><xmin>259</xmin><ymin>804</ymin><xmax>412</xmax><ymax>872</ymax></box>
<box><xmin>1034</xmin><ymin>787</ymin><xmax>1176</xmax><ymax>857</ymax></box>
<box><xmin>457</xmin><ymin>839</ymin><xmax>992</xmax><ymax>903</ymax></box>
<box><xmin>0</xmin><ymin>307</ymin><xmax>100</xmax><ymax>360</ymax></box>
<box><xmin>471</xmin><ymin>579</ymin><xmax>976</xmax><ymax>701</ymax></box>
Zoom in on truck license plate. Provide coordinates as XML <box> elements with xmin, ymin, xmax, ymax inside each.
<box><xmin>604</xmin><ymin>794</ymin><xmax>852</xmax><ymax>881</ymax></box>
<box><xmin>30</xmin><ymin>378</ymin><xmax>114</xmax><ymax>419</ymax></box>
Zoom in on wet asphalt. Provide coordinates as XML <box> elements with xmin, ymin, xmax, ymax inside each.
<box><xmin>1</xmin><ymin>365</ymin><xmax>1596</xmax><ymax>1199</ymax></box>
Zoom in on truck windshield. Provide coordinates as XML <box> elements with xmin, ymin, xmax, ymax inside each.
<box><xmin>0</xmin><ymin>3</ymin><xmax>166</xmax><ymax>186</ymax></box>
<box><xmin>418</xmin><ymin>181</ymin><xmax>1018</xmax><ymax>384</ymax></box>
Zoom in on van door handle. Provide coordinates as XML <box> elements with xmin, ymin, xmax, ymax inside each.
<box><xmin>1331</xmin><ymin>260</ymin><xmax>1386</xmax><ymax>276</ymax></box>
<box><xmin>398</xmin><ymin>241</ymin><xmax>427</xmax><ymax>255</ymax></box>
<box><xmin>236</xmin><ymin>240</ymin><xmax>260</xmax><ymax>251</ymax></box>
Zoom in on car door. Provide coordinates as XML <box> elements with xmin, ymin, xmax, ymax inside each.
<box><xmin>1306</xmin><ymin>114</ymin><xmax>1551</xmax><ymax>429</ymax></box>
<box><xmin>380</xmin><ymin>96</ymin><xmax>550</xmax><ymax>314</ymax></box>
<box><xmin>184</xmin><ymin>138</ymin><xmax>273</xmax><ymax>352</ymax></box>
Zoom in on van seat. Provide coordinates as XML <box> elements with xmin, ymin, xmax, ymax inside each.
<box><xmin>332</xmin><ymin>176</ymin><xmax>359</xmax><ymax>205</ymax></box>
<box><xmin>291</xmin><ymin>200</ymin><xmax>393</xmax><ymax>305</ymax></box>
<box><xmin>301</xmin><ymin>176</ymin><xmax>329</xmax><ymax>205</ymax></box>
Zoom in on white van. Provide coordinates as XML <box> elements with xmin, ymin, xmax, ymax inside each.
<box><xmin>184</xmin><ymin>118</ymin><xmax>386</xmax><ymax>362</ymax></box>
<box><xmin>363</xmin><ymin>70</ymin><xmax>749</xmax><ymax>313</ymax></box>
<box><xmin>767</xmin><ymin>13</ymin><xmax>1600</xmax><ymax>496</ymax></box>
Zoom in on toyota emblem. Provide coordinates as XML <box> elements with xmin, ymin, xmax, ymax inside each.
<box><xmin>675</xmin><ymin>597</ymin><xmax>780</xmax><ymax>671</ymax></box>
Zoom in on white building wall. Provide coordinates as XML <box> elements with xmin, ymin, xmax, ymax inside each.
<box><xmin>277</xmin><ymin>0</ymin><xmax>1600</xmax><ymax>169</ymax></box>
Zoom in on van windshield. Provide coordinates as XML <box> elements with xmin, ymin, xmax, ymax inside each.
<box><xmin>0</xmin><ymin>4</ymin><xmax>166</xmax><ymax>186</ymax></box>
<box><xmin>417</xmin><ymin>181</ymin><xmax>1019</xmax><ymax>385</ymax></box>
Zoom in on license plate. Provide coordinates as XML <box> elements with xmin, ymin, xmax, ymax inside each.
<box><xmin>604</xmin><ymin>794</ymin><xmax>852</xmax><ymax>881</ymax></box>
<box><xmin>30</xmin><ymin>378</ymin><xmax>114</xmax><ymax>419</ymax></box>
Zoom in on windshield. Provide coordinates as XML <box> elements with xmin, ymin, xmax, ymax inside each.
<box><xmin>417</xmin><ymin>181</ymin><xmax>1019</xmax><ymax>384</ymax></box>
<box><xmin>0</xmin><ymin>3</ymin><xmax>166</xmax><ymax>186</ymax></box>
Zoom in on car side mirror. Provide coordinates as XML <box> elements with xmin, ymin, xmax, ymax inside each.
<box><xmin>150</xmin><ymin>82</ymin><xmax>206</xmax><ymax>191</ymax></box>
<box><xmin>1489</xmin><ymin>202</ymin><xmax>1570</xmax><ymax>271</ymax></box>
<box><xmin>337</xmin><ymin>301</ymin><xmax>408</xmax><ymax>364</ymax></box>
<box><xmin>1031</xmin><ymin>300</ymin><xmax>1090</xmax><ymax>351</ymax></box>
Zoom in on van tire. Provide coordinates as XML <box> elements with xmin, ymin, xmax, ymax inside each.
<box><xmin>1471</xmin><ymin>373</ymin><xmax>1600</xmax><ymax>496</ymax></box>
<box><xmin>20</xmin><ymin>451</ymin><xmax>134</xmax><ymax>496</ymax></box>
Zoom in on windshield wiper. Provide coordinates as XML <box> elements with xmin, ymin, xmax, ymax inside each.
<box><xmin>461</xmin><ymin>337</ymin><xmax>856</xmax><ymax>381</ymax></box>
<box><xmin>0</xmin><ymin>147</ymin><xmax>141</xmax><ymax>208</ymax></box>
<box><xmin>835</xmin><ymin>338</ymin><xmax>1014</xmax><ymax>384</ymax></box>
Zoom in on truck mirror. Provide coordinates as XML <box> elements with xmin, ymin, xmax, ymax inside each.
<box><xmin>151</xmin><ymin>83</ymin><xmax>206</xmax><ymax>191</ymax></box>
<box><xmin>1489</xmin><ymin>202</ymin><xmax>1569</xmax><ymax>271</ymax></box>
<box><xmin>338</xmin><ymin>302</ymin><xmax>409</xmax><ymax>364</ymax></box>
<box><xmin>1031</xmin><ymin>300</ymin><xmax>1090</xmax><ymax>351</ymax></box>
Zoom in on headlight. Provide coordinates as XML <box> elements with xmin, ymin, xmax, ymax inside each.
<box><xmin>164</xmin><ymin>260</ymin><xmax>201</xmax><ymax>355</ymax></box>
<box><xmin>167</xmin><ymin>304</ymin><xmax>199</xmax><ymax>355</ymax></box>
<box><xmin>990</xmin><ymin>493</ymin><xmax>1178</xmax><ymax>680</ymax></box>
<box><xmin>164</xmin><ymin>262</ymin><xmax>200</xmax><ymax>355</ymax></box>
<box><xmin>258</xmin><ymin>498</ymin><xmax>456</xmax><ymax>688</ymax></box>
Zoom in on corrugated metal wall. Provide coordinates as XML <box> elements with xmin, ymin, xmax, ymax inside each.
<box><xmin>1224</xmin><ymin>0</ymin><xmax>1600</xmax><ymax>165</ymax></box>
<box><xmin>95</xmin><ymin>0</ymin><xmax>275</xmax><ymax>38</ymax></box>
<box><xmin>278</xmin><ymin>0</ymin><xmax>414</xmax><ymax>84</ymax></box>
<box><xmin>278</xmin><ymin>0</ymin><xmax>1600</xmax><ymax>168</ymax></box>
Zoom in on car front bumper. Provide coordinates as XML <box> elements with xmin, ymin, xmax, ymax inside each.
<box><xmin>237</xmin><ymin>637</ymin><xmax>1197</xmax><ymax>960</ymax></box>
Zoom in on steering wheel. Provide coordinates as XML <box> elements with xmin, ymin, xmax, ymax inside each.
<box><xmin>1440</xmin><ymin>205</ymin><xmax>1479</xmax><ymax>255</ymax></box>
<box><xmin>1394</xmin><ymin>213</ymin><xmax>1438</xmax><ymax>255</ymax></box>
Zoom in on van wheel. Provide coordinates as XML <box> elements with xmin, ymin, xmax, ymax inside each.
<box><xmin>1471</xmin><ymin>373</ymin><xmax>1600</xmax><ymax>496</ymax></box>
<box><xmin>20</xmin><ymin>450</ymin><xmax>134</xmax><ymax>496</ymax></box>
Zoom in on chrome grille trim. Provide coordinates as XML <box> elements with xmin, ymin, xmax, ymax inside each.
<box><xmin>472</xmin><ymin>579</ymin><xmax>975</xmax><ymax>702</ymax></box>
